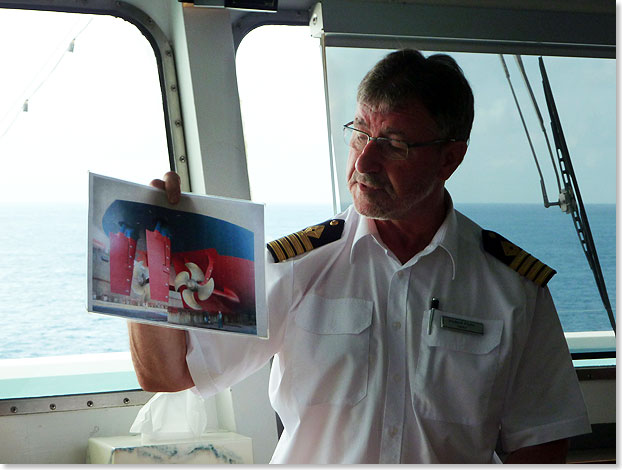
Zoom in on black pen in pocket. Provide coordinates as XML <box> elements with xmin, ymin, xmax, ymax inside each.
<box><xmin>428</xmin><ymin>297</ymin><xmax>439</xmax><ymax>334</ymax></box>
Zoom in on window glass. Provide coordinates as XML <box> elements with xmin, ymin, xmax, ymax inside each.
<box><xmin>0</xmin><ymin>9</ymin><xmax>170</xmax><ymax>366</ymax></box>
<box><xmin>323</xmin><ymin>47</ymin><xmax>615</xmax><ymax>333</ymax></box>
<box><xmin>236</xmin><ymin>26</ymin><xmax>335</xmax><ymax>241</ymax></box>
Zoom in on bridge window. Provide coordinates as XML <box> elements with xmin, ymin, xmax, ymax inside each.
<box><xmin>236</xmin><ymin>25</ymin><xmax>334</xmax><ymax>241</ymax></box>
<box><xmin>237</xmin><ymin>28</ymin><xmax>615</xmax><ymax>355</ymax></box>
<box><xmin>322</xmin><ymin>46</ymin><xmax>615</xmax><ymax>353</ymax></box>
<box><xmin>0</xmin><ymin>8</ymin><xmax>170</xmax><ymax>398</ymax></box>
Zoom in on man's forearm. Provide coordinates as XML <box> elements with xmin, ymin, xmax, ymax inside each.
<box><xmin>505</xmin><ymin>438</ymin><xmax>569</xmax><ymax>464</ymax></box>
<box><xmin>128</xmin><ymin>321</ymin><xmax>195</xmax><ymax>392</ymax></box>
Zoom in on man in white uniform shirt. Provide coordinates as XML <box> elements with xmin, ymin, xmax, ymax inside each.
<box><xmin>129</xmin><ymin>49</ymin><xmax>591</xmax><ymax>463</ymax></box>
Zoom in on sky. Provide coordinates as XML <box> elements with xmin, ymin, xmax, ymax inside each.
<box><xmin>0</xmin><ymin>10</ymin><xmax>616</xmax><ymax>207</ymax></box>
<box><xmin>0</xmin><ymin>10</ymin><xmax>170</xmax><ymax>204</ymax></box>
<box><xmin>238</xmin><ymin>26</ymin><xmax>616</xmax><ymax>206</ymax></box>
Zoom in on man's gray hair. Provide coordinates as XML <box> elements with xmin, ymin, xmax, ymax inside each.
<box><xmin>357</xmin><ymin>49</ymin><xmax>474</xmax><ymax>142</ymax></box>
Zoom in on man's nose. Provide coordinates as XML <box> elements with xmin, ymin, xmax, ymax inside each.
<box><xmin>354</xmin><ymin>138</ymin><xmax>383</xmax><ymax>174</ymax></box>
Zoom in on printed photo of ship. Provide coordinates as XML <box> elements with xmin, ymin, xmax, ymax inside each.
<box><xmin>88</xmin><ymin>173</ymin><xmax>266</xmax><ymax>336</ymax></box>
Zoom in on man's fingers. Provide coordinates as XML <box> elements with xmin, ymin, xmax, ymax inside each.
<box><xmin>150</xmin><ymin>171</ymin><xmax>181</xmax><ymax>204</ymax></box>
<box><xmin>150</xmin><ymin>179</ymin><xmax>166</xmax><ymax>190</ymax></box>
<box><xmin>163</xmin><ymin>171</ymin><xmax>181</xmax><ymax>204</ymax></box>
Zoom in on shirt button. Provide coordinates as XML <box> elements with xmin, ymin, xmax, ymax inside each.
<box><xmin>392</xmin><ymin>321</ymin><xmax>401</xmax><ymax>330</ymax></box>
<box><xmin>388</xmin><ymin>426</ymin><xmax>398</xmax><ymax>437</ymax></box>
<box><xmin>393</xmin><ymin>374</ymin><xmax>401</xmax><ymax>383</ymax></box>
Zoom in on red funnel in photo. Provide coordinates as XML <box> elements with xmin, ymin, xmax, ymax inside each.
<box><xmin>109</xmin><ymin>231</ymin><xmax>136</xmax><ymax>295</ymax></box>
<box><xmin>146</xmin><ymin>228</ymin><xmax>172</xmax><ymax>302</ymax></box>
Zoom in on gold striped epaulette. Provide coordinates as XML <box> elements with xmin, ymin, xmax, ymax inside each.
<box><xmin>482</xmin><ymin>230</ymin><xmax>556</xmax><ymax>287</ymax></box>
<box><xmin>267</xmin><ymin>218</ymin><xmax>345</xmax><ymax>263</ymax></box>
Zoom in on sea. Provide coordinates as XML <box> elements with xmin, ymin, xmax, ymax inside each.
<box><xmin>0</xmin><ymin>202</ymin><xmax>615</xmax><ymax>360</ymax></box>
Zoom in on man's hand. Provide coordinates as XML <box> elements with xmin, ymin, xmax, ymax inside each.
<box><xmin>150</xmin><ymin>171</ymin><xmax>182</xmax><ymax>204</ymax></box>
<box><xmin>127</xmin><ymin>171</ymin><xmax>194</xmax><ymax>393</ymax></box>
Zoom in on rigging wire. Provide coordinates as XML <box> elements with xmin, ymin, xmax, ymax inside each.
<box><xmin>513</xmin><ymin>56</ymin><xmax>563</xmax><ymax>195</ymax></box>
<box><xmin>498</xmin><ymin>55</ymin><xmax>558</xmax><ymax>208</ymax></box>
<box><xmin>0</xmin><ymin>18</ymin><xmax>93</xmax><ymax>138</ymax></box>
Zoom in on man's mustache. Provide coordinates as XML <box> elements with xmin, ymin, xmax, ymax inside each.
<box><xmin>349</xmin><ymin>171</ymin><xmax>396</xmax><ymax>199</ymax></box>
<box><xmin>349</xmin><ymin>171</ymin><xmax>386</xmax><ymax>188</ymax></box>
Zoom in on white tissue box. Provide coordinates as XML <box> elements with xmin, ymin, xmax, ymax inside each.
<box><xmin>87</xmin><ymin>432</ymin><xmax>253</xmax><ymax>464</ymax></box>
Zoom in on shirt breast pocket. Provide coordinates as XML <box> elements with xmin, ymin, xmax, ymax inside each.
<box><xmin>291</xmin><ymin>294</ymin><xmax>373</xmax><ymax>406</ymax></box>
<box><xmin>412</xmin><ymin>310</ymin><xmax>503</xmax><ymax>425</ymax></box>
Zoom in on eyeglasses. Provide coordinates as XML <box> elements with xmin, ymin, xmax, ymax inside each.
<box><xmin>342</xmin><ymin>121</ymin><xmax>456</xmax><ymax>161</ymax></box>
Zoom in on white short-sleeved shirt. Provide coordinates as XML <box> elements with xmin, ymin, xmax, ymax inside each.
<box><xmin>186</xmin><ymin>199</ymin><xmax>591</xmax><ymax>464</ymax></box>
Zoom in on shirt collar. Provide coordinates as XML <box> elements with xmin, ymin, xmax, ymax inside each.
<box><xmin>350</xmin><ymin>208</ymin><xmax>382</xmax><ymax>264</ymax></box>
<box><xmin>349</xmin><ymin>192</ymin><xmax>458</xmax><ymax>279</ymax></box>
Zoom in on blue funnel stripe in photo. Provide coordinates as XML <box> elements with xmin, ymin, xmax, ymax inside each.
<box><xmin>102</xmin><ymin>200</ymin><xmax>254</xmax><ymax>261</ymax></box>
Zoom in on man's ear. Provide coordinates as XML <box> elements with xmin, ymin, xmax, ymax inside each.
<box><xmin>438</xmin><ymin>141</ymin><xmax>468</xmax><ymax>181</ymax></box>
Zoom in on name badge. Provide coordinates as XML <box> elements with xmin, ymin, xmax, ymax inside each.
<box><xmin>440</xmin><ymin>315</ymin><xmax>484</xmax><ymax>335</ymax></box>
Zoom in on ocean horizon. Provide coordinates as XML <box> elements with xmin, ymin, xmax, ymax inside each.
<box><xmin>0</xmin><ymin>201</ymin><xmax>615</xmax><ymax>360</ymax></box>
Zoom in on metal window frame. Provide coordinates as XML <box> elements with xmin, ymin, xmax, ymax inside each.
<box><xmin>0</xmin><ymin>0</ymin><xmax>187</xmax><ymax>405</ymax></box>
<box><xmin>309</xmin><ymin>0</ymin><xmax>615</xmax><ymax>58</ymax></box>
<box><xmin>0</xmin><ymin>390</ymin><xmax>154</xmax><ymax>417</ymax></box>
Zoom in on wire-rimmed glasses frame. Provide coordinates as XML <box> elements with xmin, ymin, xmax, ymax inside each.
<box><xmin>342</xmin><ymin>121</ymin><xmax>457</xmax><ymax>161</ymax></box>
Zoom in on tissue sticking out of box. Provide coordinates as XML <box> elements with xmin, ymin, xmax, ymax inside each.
<box><xmin>130</xmin><ymin>389</ymin><xmax>209</xmax><ymax>445</ymax></box>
